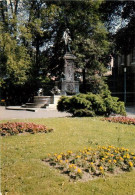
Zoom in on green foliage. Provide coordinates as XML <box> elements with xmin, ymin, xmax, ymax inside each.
<box><xmin>0</xmin><ymin>33</ymin><xmax>31</xmax><ymax>86</ymax></box>
<box><xmin>100</xmin><ymin>1</ymin><xmax>135</xmax><ymax>55</ymax></box>
<box><xmin>47</xmin><ymin>0</ymin><xmax>111</xmax><ymax>76</ymax></box>
<box><xmin>0</xmin><ymin>0</ymin><xmax>126</xmax><ymax>104</ymax></box>
<box><xmin>41</xmin><ymin>77</ymin><xmax>55</xmax><ymax>95</ymax></box>
<box><xmin>57</xmin><ymin>92</ymin><xmax>126</xmax><ymax>117</ymax></box>
<box><xmin>57</xmin><ymin>96</ymin><xmax>72</xmax><ymax>112</ymax></box>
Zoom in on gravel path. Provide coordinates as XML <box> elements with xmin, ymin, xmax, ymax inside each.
<box><xmin>0</xmin><ymin>106</ymin><xmax>71</xmax><ymax>120</ymax></box>
<box><xmin>0</xmin><ymin>106</ymin><xmax>135</xmax><ymax>120</ymax></box>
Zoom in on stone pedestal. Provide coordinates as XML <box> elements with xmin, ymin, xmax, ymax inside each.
<box><xmin>61</xmin><ymin>52</ymin><xmax>79</xmax><ymax>95</ymax></box>
<box><xmin>46</xmin><ymin>95</ymin><xmax>61</xmax><ymax>109</ymax></box>
<box><xmin>22</xmin><ymin>96</ymin><xmax>53</xmax><ymax>108</ymax></box>
<box><xmin>61</xmin><ymin>80</ymin><xmax>79</xmax><ymax>95</ymax></box>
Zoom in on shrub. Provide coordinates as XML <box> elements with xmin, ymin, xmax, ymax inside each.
<box><xmin>57</xmin><ymin>93</ymin><xmax>126</xmax><ymax>117</ymax></box>
<box><xmin>0</xmin><ymin>122</ymin><xmax>53</xmax><ymax>136</ymax></box>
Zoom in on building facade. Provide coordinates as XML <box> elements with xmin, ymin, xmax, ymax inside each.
<box><xmin>109</xmin><ymin>46</ymin><xmax>135</xmax><ymax>105</ymax></box>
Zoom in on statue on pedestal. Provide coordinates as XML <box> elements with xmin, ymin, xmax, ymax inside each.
<box><xmin>62</xmin><ymin>28</ymin><xmax>72</xmax><ymax>53</ymax></box>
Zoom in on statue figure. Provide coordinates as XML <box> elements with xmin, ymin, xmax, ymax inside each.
<box><xmin>61</xmin><ymin>72</ymin><xmax>66</xmax><ymax>81</ymax></box>
<box><xmin>51</xmin><ymin>86</ymin><xmax>61</xmax><ymax>95</ymax></box>
<box><xmin>62</xmin><ymin>28</ymin><xmax>72</xmax><ymax>53</ymax></box>
<box><xmin>37</xmin><ymin>88</ymin><xmax>43</xmax><ymax>96</ymax></box>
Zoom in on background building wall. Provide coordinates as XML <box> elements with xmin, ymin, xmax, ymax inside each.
<box><xmin>108</xmin><ymin>46</ymin><xmax>135</xmax><ymax>105</ymax></box>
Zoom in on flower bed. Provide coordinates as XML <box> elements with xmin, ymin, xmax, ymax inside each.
<box><xmin>44</xmin><ymin>146</ymin><xmax>135</xmax><ymax>181</ymax></box>
<box><xmin>0</xmin><ymin>122</ymin><xmax>53</xmax><ymax>136</ymax></box>
<box><xmin>103</xmin><ymin>117</ymin><xmax>135</xmax><ymax>125</ymax></box>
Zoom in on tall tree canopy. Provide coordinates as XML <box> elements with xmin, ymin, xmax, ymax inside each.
<box><xmin>0</xmin><ymin>0</ymin><xmax>117</xmax><ymax>104</ymax></box>
<box><xmin>0</xmin><ymin>0</ymin><xmax>32</xmax><ymax>86</ymax></box>
<box><xmin>100</xmin><ymin>1</ymin><xmax>135</xmax><ymax>55</ymax></box>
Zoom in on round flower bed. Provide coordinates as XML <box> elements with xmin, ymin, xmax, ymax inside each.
<box><xmin>44</xmin><ymin>146</ymin><xmax>135</xmax><ymax>181</ymax></box>
<box><xmin>0</xmin><ymin>122</ymin><xmax>53</xmax><ymax>136</ymax></box>
<box><xmin>103</xmin><ymin>117</ymin><xmax>135</xmax><ymax>125</ymax></box>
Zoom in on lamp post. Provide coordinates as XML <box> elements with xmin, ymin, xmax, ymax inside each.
<box><xmin>124</xmin><ymin>67</ymin><xmax>127</xmax><ymax>104</ymax></box>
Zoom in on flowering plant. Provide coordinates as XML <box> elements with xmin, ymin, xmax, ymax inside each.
<box><xmin>0</xmin><ymin>122</ymin><xmax>53</xmax><ymax>136</ymax></box>
<box><xmin>103</xmin><ymin>117</ymin><xmax>135</xmax><ymax>125</ymax></box>
<box><xmin>44</xmin><ymin>146</ymin><xmax>135</xmax><ymax>181</ymax></box>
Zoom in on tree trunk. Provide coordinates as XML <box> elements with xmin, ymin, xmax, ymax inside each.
<box><xmin>82</xmin><ymin>68</ymin><xmax>86</xmax><ymax>93</ymax></box>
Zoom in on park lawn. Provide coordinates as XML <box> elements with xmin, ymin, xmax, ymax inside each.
<box><xmin>1</xmin><ymin>117</ymin><xmax>135</xmax><ymax>195</ymax></box>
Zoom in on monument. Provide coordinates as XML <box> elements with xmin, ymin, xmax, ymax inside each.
<box><xmin>21</xmin><ymin>28</ymin><xmax>79</xmax><ymax>109</ymax></box>
<box><xmin>61</xmin><ymin>29</ymin><xmax>79</xmax><ymax>95</ymax></box>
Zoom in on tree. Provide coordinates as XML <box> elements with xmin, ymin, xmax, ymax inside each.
<box><xmin>0</xmin><ymin>0</ymin><xmax>32</xmax><ymax>103</ymax></box>
<box><xmin>44</xmin><ymin>1</ymin><xmax>112</xmax><ymax>93</ymax></box>
<box><xmin>0</xmin><ymin>0</ymin><xmax>113</xmax><ymax>104</ymax></box>
<box><xmin>100</xmin><ymin>1</ymin><xmax>135</xmax><ymax>55</ymax></box>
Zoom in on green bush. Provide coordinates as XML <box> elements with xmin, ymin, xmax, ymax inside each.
<box><xmin>57</xmin><ymin>92</ymin><xmax>126</xmax><ymax>117</ymax></box>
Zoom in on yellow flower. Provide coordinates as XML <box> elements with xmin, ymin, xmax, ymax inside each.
<box><xmin>69</xmin><ymin>164</ymin><xmax>73</xmax><ymax>168</ymax></box>
<box><xmin>108</xmin><ymin>160</ymin><xmax>112</xmax><ymax>163</ymax></box>
<box><xmin>128</xmin><ymin>161</ymin><xmax>133</xmax><ymax>167</ymax></box>
<box><xmin>48</xmin><ymin>153</ymin><xmax>51</xmax><ymax>157</ymax></box>
<box><xmin>69</xmin><ymin>164</ymin><xmax>75</xmax><ymax>169</ymax></box>
<box><xmin>99</xmin><ymin>166</ymin><xmax>104</xmax><ymax>171</ymax></box>
<box><xmin>119</xmin><ymin>157</ymin><xmax>124</xmax><ymax>161</ymax></box>
<box><xmin>65</xmin><ymin>160</ymin><xmax>69</xmax><ymax>163</ymax></box>
<box><xmin>113</xmin><ymin>160</ymin><xmax>117</xmax><ymax>163</ymax></box>
<box><xmin>126</xmin><ymin>154</ymin><xmax>130</xmax><ymax>159</ymax></box>
<box><xmin>59</xmin><ymin>160</ymin><xmax>63</xmax><ymax>163</ymax></box>
<box><xmin>76</xmin><ymin>155</ymin><xmax>81</xmax><ymax>159</ymax></box>
<box><xmin>57</xmin><ymin>155</ymin><xmax>62</xmax><ymax>160</ymax></box>
<box><xmin>67</xmin><ymin>150</ymin><xmax>73</xmax><ymax>154</ymax></box>
<box><xmin>124</xmin><ymin>154</ymin><xmax>130</xmax><ymax>159</ymax></box>
<box><xmin>133</xmin><ymin>157</ymin><xmax>135</xmax><ymax>160</ymax></box>
<box><xmin>108</xmin><ymin>145</ymin><xmax>113</xmax><ymax>148</ymax></box>
<box><xmin>77</xmin><ymin>168</ymin><xmax>82</xmax><ymax>173</ymax></box>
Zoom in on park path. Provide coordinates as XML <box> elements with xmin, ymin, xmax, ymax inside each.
<box><xmin>0</xmin><ymin>106</ymin><xmax>71</xmax><ymax>120</ymax></box>
<box><xmin>0</xmin><ymin>106</ymin><xmax>135</xmax><ymax>120</ymax></box>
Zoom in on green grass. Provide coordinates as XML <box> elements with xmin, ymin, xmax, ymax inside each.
<box><xmin>1</xmin><ymin>117</ymin><xmax>135</xmax><ymax>195</ymax></box>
